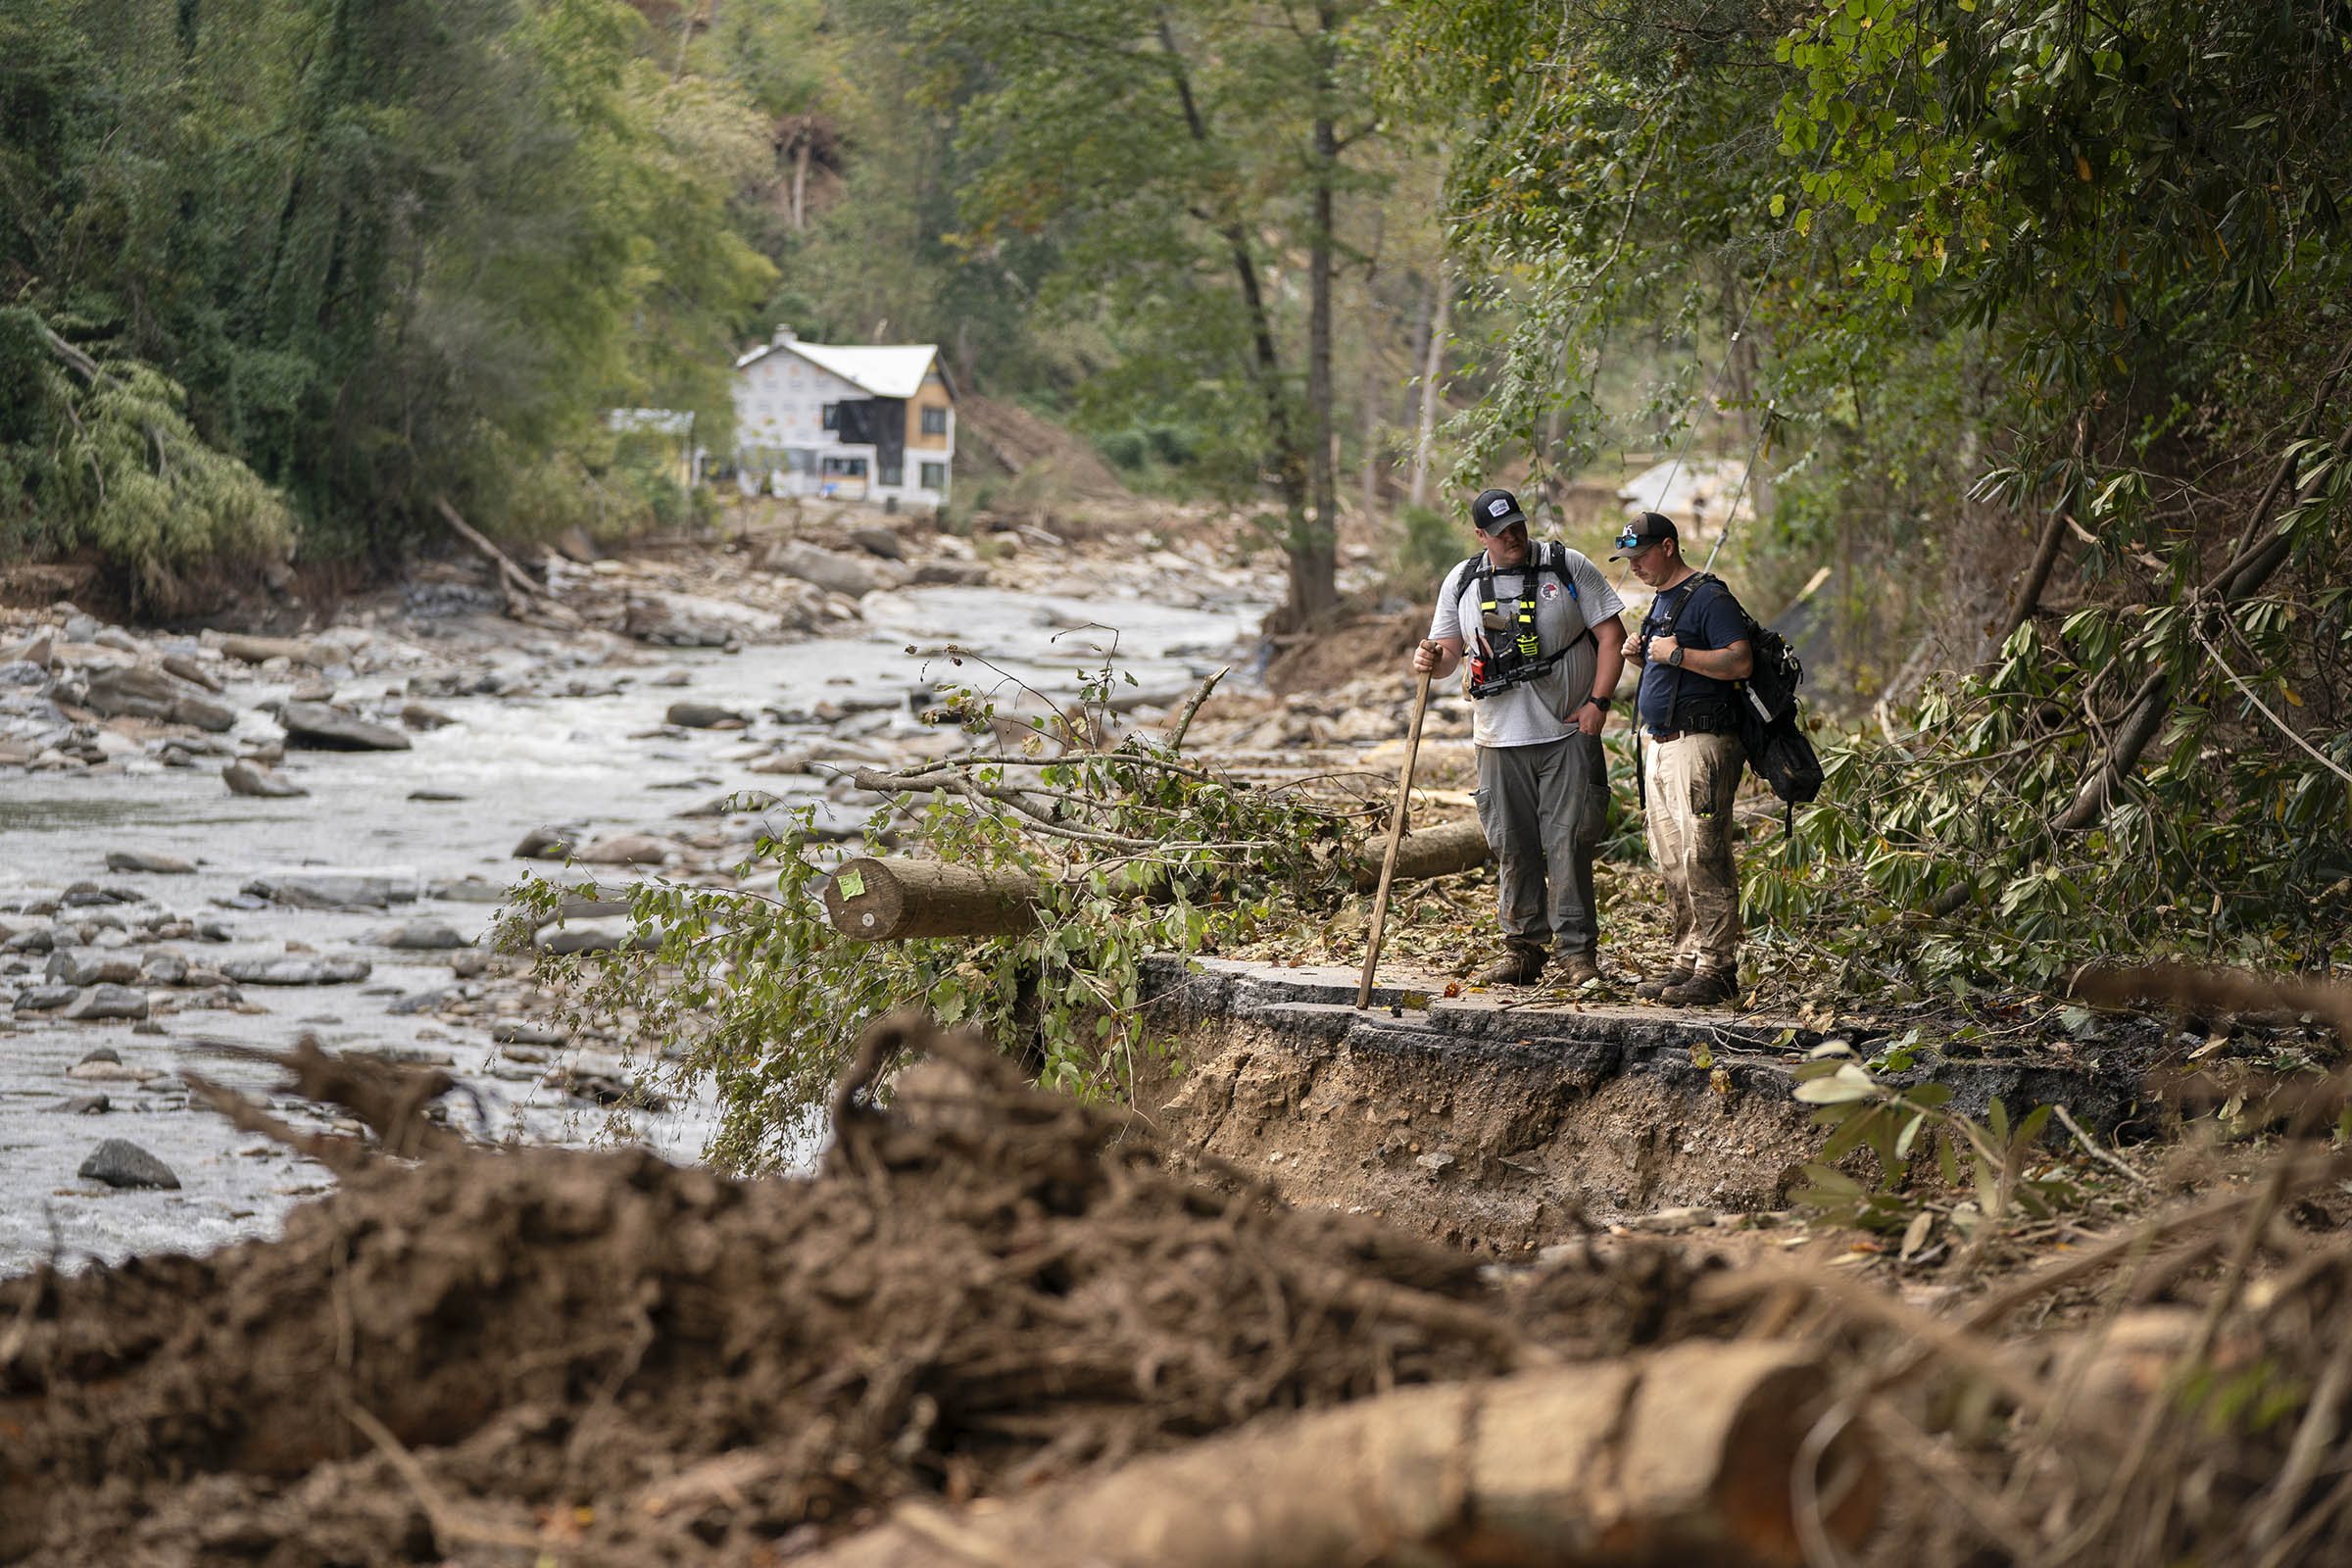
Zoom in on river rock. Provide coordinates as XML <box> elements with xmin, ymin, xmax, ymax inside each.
<box><xmin>428</xmin><ymin>878</ymin><xmax>505</xmax><ymax>903</ymax></box>
<box><xmin>4</xmin><ymin>631</ymin><xmax>55</xmax><ymax>666</ymax></box>
<box><xmin>219</xmin><ymin>634</ymin><xmax>325</xmax><ymax>666</ymax></box>
<box><xmin>514</xmin><ymin>826</ymin><xmax>574</xmax><ymax>858</ymax></box>
<box><xmin>223</xmin><ymin>761</ymin><xmax>308</xmax><ymax>798</ymax></box>
<box><xmin>450</xmin><ymin>951</ymin><xmax>492</xmax><ymax>979</ymax></box>
<box><xmin>220</xmin><ymin>955</ymin><xmax>371</xmax><ymax>985</ymax></box>
<box><xmin>621</xmin><ymin>597</ymin><xmax>734</xmax><ymax>647</ymax></box>
<box><xmin>909</xmin><ymin>560</ymin><xmax>991</xmax><ymax>587</ymax></box>
<box><xmin>681</xmin><ymin>788</ymin><xmax>783</xmax><ymax>817</ymax></box>
<box><xmin>533</xmin><ymin>916</ymin><xmax>655</xmax><ymax>955</ymax></box>
<box><xmin>243</xmin><ymin>868</ymin><xmax>419</xmax><ymax>907</ymax></box>
<box><xmin>64</xmin><ymin>984</ymin><xmax>151</xmax><ymax>1021</ymax></box>
<box><xmin>161</xmin><ymin>653</ymin><xmax>223</xmax><ymax>692</ymax></box>
<box><xmin>386</xmin><ymin>987</ymin><xmax>453</xmax><ymax>1015</ymax></box>
<box><xmin>273</xmin><ymin>700</ymin><xmax>411</xmax><ymax>751</ymax></box>
<box><xmin>371</xmin><ymin>919</ymin><xmax>469</xmax><ymax>950</ymax></box>
<box><xmin>140</xmin><ymin>950</ymin><xmax>188</xmax><ymax>984</ymax></box>
<box><xmin>107</xmin><ymin>850</ymin><xmax>196</xmax><ymax>874</ymax></box>
<box><xmin>574</xmin><ymin>833</ymin><xmax>683</xmax><ymax>865</ymax></box>
<box><xmin>849</xmin><ymin>525</ymin><xmax>905</xmax><ymax>561</ymax></box>
<box><xmin>12</xmin><ymin>985</ymin><xmax>79</xmax><ymax>1011</ymax></box>
<box><xmin>78</xmin><ymin>1139</ymin><xmax>180</xmax><ymax>1190</ymax></box>
<box><xmin>401</xmin><ymin>702</ymin><xmax>456</xmax><ymax>730</ymax></box>
<box><xmin>49</xmin><ymin>1094</ymin><xmax>110</xmax><ymax>1114</ymax></box>
<box><xmin>79</xmin><ymin>664</ymin><xmax>235</xmax><ymax>731</ymax></box>
<box><xmin>46</xmin><ymin>950</ymin><xmax>141</xmax><ymax>987</ymax></box>
<box><xmin>491</xmin><ymin>1021</ymin><xmax>568</xmax><ymax>1047</ymax></box>
<box><xmin>664</xmin><ymin>701</ymin><xmax>745</xmax><ymax>729</ymax></box>
<box><xmin>768</xmin><ymin>541</ymin><xmax>879</xmax><ymax>598</ymax></box>
<box><xmin>555</xmin><ymin>525</ymin><xmax>600</xmax><ymax>564</ymax></box>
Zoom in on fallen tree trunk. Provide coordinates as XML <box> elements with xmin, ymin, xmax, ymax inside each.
<box><xmin>822</xmin><ymin>817</ymin><xmax>1493</xmax><ymax>941</ymax></box>
<box><xmin>797</xmin><ymin>1343</ymin><xmax>1876</xmax><ymax>1568</ymax></box>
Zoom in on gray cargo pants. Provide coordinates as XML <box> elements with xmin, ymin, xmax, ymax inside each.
<box><xmin>1642</xmin><ymin>729</ymin><xmax>1744</xmax><ymax>975</ymax></box>
<box><xmin>1474</xmin><ymin>733</ymin><xmax>1609</xmax><ymax>956</ymax></box>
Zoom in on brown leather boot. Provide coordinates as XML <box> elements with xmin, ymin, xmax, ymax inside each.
<box><xmin>1473</xmin><ymin>944</ymin><xmax>1547</xmax><ymax>986</ymax></box>
<box><xmin>1553</xmin><ymin>950</ymin><xmax>1603</xmax><ymax>987</ymax></box>
<box><xmin>1659</xmin><ymin>968</ymin><xmax>1740</xmax><ymax>1006</ymax></box>
<box><xmin>1635</xmin><ymin>964</ymin><xmax>1693</xmax><ymax>1001</ymax></box>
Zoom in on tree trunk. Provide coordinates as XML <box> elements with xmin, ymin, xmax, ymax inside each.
<box><xmin>790</xmin><ymin>135</ymin><xmax>810</xmax><ymax>231</ymax></box>
<box><xmin>824</xmin><ymin>819</ymin><xmax>1495</xmax><ymax>942</ymax></box>
<box><xmin>1408</xmin><ymin>263</ymin><xmax>1451</xmax><ymax>511</ymax></box>
<box><xmin>1358</xmin><ymin>214</ymin><xmax>1386</xmax><ymax>518</ymax></box>
<box><xmin>1153</xmin><ymin>19</ymin><xmax>1316</xmax><ymax>620</ymax></box>
<box><xmin>1290</xmin><ymin>20</ymin><xmax>1342</xmax><ymax>627</ymax></box>
<box><xmin>796</xmin><ymin>1344</ymin><xmax>1876</xmax><ymax>1568</ymax></box>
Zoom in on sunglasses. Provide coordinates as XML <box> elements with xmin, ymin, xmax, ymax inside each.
<box><xmin>1615</xmin><ymin>531</ymin><xmax>1660</xmax><ymax>553</ymax></box>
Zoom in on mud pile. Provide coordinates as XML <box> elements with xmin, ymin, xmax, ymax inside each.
<box><xmin>0</xmin><ymin>1019</ymin><xmax>1733</xmax><ymax>1567</ymax></box>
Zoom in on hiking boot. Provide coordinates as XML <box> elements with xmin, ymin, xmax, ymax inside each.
<box><xmin>1553</xmin><ymin>950</ymin><xmax>1603</xmax><ymax>987</ymax></box>
<box><xmin>1634</xmin><ymin>965</ymin><xmax>1693</xmax><ymax>1001</ymax></box>
<box><xmin>1473</xmin><ymin>945</ymin><xmax>1547</xmax><ymax>986</ymax></box>
<box><xmin>1659</xmin><ymin>969</ymin><xmax>1740</xmax><ymax>1007</ymax></box>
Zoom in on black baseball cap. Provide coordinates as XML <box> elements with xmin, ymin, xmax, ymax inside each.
<box><xmin>1470</xmin><ymin>488</ymin><xmax>1526</xmax><ymax>533</ymax></box>
<box><xmin>1610</xmin><ymin>512</ymin><xmax>1678</xmax><ymax>559</ymax></box>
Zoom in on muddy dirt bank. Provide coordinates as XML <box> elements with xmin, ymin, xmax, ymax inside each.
<box><xmin>1139</xmin><ymin>956</ymin><xmax>2166</xmax><ymax>1254</ymax></box>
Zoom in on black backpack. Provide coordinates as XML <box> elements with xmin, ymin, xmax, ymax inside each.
<box><xmin>1661</xmin><ymin>574</ymin><xmax>1824</xmax><ymax>816</ymax></box>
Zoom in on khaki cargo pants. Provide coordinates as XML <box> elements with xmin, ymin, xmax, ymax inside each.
<box><xmin>1642</xmin><ymin>729</ymin><xmax>1743</xmax><ymax>977</ymax></box>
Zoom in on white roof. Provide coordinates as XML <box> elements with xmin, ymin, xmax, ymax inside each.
<box><xmin>734</xmin><ymin>340</ymin><xmax>945</xmax><ymax>399</ymax></box>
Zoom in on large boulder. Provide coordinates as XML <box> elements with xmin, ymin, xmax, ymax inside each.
<box><xmin>242</xmin><ymin>868</ymin><xmax>420</xmax><ymax>907</ymax></box>
<box><xmin>46</xmin><ymin>950</ymin><xmax>141</xmax><ymax>987</ymax></box>
<box><xmin>573</xmin><ymin>833</ymin><xmax>685</xmax><ymax>866</ymax></box>
<box><xmin>218</xmin><ymin>634</ymin><xmax>326</xmax><ymax>666</ymax></box>
<box><xmin>848</xmin><ymin>525</ymin><xmax>905</xmax><ymax>561</ymax></box>
<box><xmin>664</xmin><ymin>701</ymin><xmax>745</xmax><ymax>729</ymax></box>
<box><xmin>77</xmin><ymin>1139</ymin><xmax>179</xmax><ymax>1189</ymax></box>
<box><xmin>273</xmin><ymin>700</ymin><xmax>411</xmax><ymax>751</ymax></box>
<box><xmin>106</xmin><ymin>850</ymin><xmax>195</xmax><ymax>874</ymax></box>
<box><xmin>63</xmin><ymin>984</ymin><xmax>151</xmax><ymax>1021</ymax></box>
<box><xmin>223</xmin><ymin>761</ymin><xmax>308</xmax><ymax>798</ymax></box>
<box><xmin>910</xmin><ymin>560</ymin><xmax>991</xmax><ymax>587</ymax></box>
<box><xmin>369</xmin><ymin>919</ymin><xmax>469</xmax><ymax>951</ymax></box>
<box><xmin>79</xmin><ymin>664</ymin><xmax>234</xmax><ymax>731</ymax></box>
<box><xmin>768</xmin><ymin>541</ymin><xmax>879</xmax><ymax>599</ymax></box>
<box><xmin>220</xmin><ymin>955</ymin><xmax>371</xmax><ymax>985</ymax></box>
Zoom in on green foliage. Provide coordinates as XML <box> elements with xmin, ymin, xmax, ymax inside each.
<box><xmin>1791</xmin><ymin>1041</ymin><xmax>2084</xmax><ymax>1258</ymax></box>
<box><xmin>509</xmin><ymin>662</ymin><xmax>1368</xmax><ymax>1172</ymax></box>
<box><xmin>0</xmin><ymin>310</ymin><xmax>294</xmax><ymax>608</ymax></box>
<box><xmin>1</xmin><ymin>0</ymin><xmax>774</xmax><ymax>584</ymax></box>
<box><xmin>1392</xmin><ymin>504</ymin><xmax>1461</xmax><ymax>589</ymax></box>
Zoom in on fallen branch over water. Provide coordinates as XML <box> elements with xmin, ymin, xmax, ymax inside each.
<box><xmin>821</xmin><ymin>817</ymin><xmax>1492</xmax><ymax>941</ymax></box>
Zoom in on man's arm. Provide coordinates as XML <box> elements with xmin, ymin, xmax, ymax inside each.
<box><xmin>1642</xmin><ymin>635</ymin><xmax>1753</xmax><ymax>680</ymax></box>
<box><xmin>1574</xmin><ymin>615</ymin><xmax>1627</xmax><ymax>735</ymax></box>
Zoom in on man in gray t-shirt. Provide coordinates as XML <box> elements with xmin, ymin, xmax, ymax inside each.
<box><xmin>1412</xmin><ymin>487</ymin><xmax>1628</xmax><ymax>985</ymax></box>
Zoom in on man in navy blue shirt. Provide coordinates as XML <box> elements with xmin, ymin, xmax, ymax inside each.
<box><xmin>1615</xmin><ymin>512</ymin><xmax>1752</xmax><ymax>1005</ymax></box>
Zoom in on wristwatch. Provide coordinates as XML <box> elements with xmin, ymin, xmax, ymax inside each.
<box><xmin>1668</xmin><ymin>647</ymin><xmax>1686</xmax><ymax>668</ymax></box>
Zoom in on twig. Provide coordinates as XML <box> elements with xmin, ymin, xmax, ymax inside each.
<box><xmin>1163</xmin><ymin>665</ymin><xmax>1227</xmax><ymax>755</ymax></box>
<box><xmin>2188</xmin><ymin>614</ymin><xmax>2352</xmax><ymax>788</ymax></box>
<box><xmin>2051</xmin><ymin>1102</ymin><xmax>2150</xmax><ymax>1188</ymax></box>
<box><xmin>345</xmin><ymin>1401</ymin><xmax>545</xmax><ymax>1552</ymax></box>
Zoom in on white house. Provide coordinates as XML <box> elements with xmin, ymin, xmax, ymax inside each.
<box><xmin>731</xmin><ymin>328</ymin><xmax>956</xmax><ymax>509</ymax></box>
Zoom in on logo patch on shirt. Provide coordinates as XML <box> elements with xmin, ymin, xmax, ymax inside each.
<box><xmin>1540</xmin><ymin>579</ymin><xmax>1563</xmax><ymax>601</ymax></box>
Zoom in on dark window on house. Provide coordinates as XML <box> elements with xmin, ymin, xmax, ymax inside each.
<box><xmin>920</xmin><ymin>407</ymin><xmax>948</xmax><ymax>436</ymax></box>
<box><xmin>880</xmin><ymin>460</ymin><xmax>905</xmax><ymax>487</ymax></box>
<box><xmin>820</xmin><ymin>403</ymin><xmax>839</xmax><ymax>431</ymax></box>
<box><xmin>920</xmin><ymin>462</ymin><xmax>947</xmax><ymax>491</ymax></box>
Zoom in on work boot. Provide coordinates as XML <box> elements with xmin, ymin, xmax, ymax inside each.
<box><xmin>1473</xmin><ymin>944</ymin><xmax>1547</xmax><ymax>986</ymax></box>
<box><xmin>1659</xmin><ymin>968</ymin><xmax>1740</xmax><ymax>1007</ymax></box>
<box><xmin>1634</xmin><ymin>965</ymin><xmax>1692</xmax><ymax>1001</ymax></box>
<box><xmin>1553</xmin><ymin>950</ymin><xmax>1603</xmax><ymax>987</ymax></box>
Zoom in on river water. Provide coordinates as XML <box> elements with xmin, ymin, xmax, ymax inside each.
<box><xmin>0</xmin><ymin>580</ymin><xmax>1266</xmax><ymax>1274</ymax></box>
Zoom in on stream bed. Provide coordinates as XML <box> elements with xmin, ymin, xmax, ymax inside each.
<box><xmin>1</xmin><ymin>579</ymin><xmax>1267</xmax><ymax>1274</ymax></box>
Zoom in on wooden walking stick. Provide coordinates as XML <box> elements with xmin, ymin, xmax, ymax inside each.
<box><xmin>1357</xmin><ymin>666</ymin><xmax>1437</xmax><ymax>1008</ymax></box>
